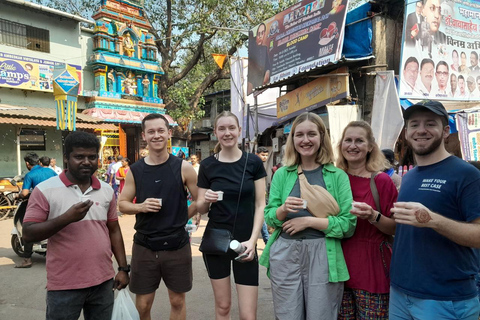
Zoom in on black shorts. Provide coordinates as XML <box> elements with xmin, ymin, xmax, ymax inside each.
<box><xmin>202</xmin><ymin>249</ymin><xmax>259</xmax><ymax>286</ymax></box>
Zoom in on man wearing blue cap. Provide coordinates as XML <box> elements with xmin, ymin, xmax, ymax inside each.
<box><xmin>389</xmin><ymin>100</ymin><xmax>480</xmax><ymax>319</ymax></box>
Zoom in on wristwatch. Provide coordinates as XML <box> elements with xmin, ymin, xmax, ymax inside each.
<box><xmin>369</xmin><ymin>212</ymin><xmax>381</xmax><ymax>224</ymax></box>
<box><xmin>118</xmin><ymin>265</ymin><xmax>131</xmax><ymax>273</ymax></box>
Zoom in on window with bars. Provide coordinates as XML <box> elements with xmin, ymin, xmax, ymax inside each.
<box><xmin>0</xmin><ymin>18</ymin><xmax>50</xmax><ymax>53</ymax></box>
<box><xmin>20</xmin><ymin>129</ymin><xmax>46</xmax><ymax>151</ymax></box>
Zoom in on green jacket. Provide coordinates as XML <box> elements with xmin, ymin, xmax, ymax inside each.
<box><xmin>259</xmin><ymin>163</ymin><xmax>356</xmax><ymax>282</ymax></box>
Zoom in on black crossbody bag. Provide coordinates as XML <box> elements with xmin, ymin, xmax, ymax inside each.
<box><xmin>199</xmin><ymin>153</ymin><xmax>249</xmax><ymax>255</ymax></box>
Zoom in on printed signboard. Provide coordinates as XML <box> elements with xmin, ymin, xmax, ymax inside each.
<box><xmin>276</xmin><ymin>67</ymin><xmax>348</xmax><ymax>122</ymax></box>
<box><xmin>247</xmin><ymin>0</ymin><xmax>349</xmax><ymax>95</ymax></box>
<box><xmin>0</xmin><ymin>52</ymin><xmax>82</xmax><ymax>93</ymax></box>
<box><xmin>456</xmin><ymin>111</ymin><xmax>480</xmax><ymax>160</ymax></box>
<box><xmin>399</xmin><ymin>0</ymin><xmax>480</xmax><ymax>101</ymax></box>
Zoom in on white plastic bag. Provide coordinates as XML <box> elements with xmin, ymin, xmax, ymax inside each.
<box><xmin>111</xmin><ymin>289</ymin><xmax>140</xmax><ymax>320</ymax></box>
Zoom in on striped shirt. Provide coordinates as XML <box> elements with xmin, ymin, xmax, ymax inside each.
<box><xmin>24</xmin><ymin>172</ymin><xmax>117</xmax><ymax>291</ymax></box>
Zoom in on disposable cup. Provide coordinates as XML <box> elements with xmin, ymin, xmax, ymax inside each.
<box><xmin>217</xmin><ymin>191</ymin><xmax>224</xmax><ymax>201</ymax></box>
<box><xmin>158</xmin><ymin>198</ymin><xmax>162</xmax><ymax>206</ymax></box>
<box><xmin>302</xmin><ymin>199</ymin><xmax>307</xmax><ymax>209</ymax></box>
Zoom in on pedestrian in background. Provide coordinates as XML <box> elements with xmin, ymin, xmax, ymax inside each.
<box><xmin>381</xmin><ymin>149</ymin><xmax>402</xmax><ymax>191</ymax></box>
<box><xmin>116</xmin><ymin>157</ymin><xmax>130</xmax><ymax>194</ymax></box>
<box><xmin>111</xmin><ymin>155</ymin><xmax>123</xmax><ymax>199</ymax></box>
<box><xmin>196</xmin><ymin>111</ymin><xmax>266</xmax><ymax>320</ymax></box>
<box><xmin>15</xmin><ymin>153</ymin><xmax>57</xmax><ymax>268</ymax></box>
<box><xmin>22</xmin><ymin>131</ymin><xmax>129</xmax><ymax>320</ymax></box>
<box><xmin>336</xmin><ymin>121</ymin><xmax>397</xmax><ymax>319</ymax></box>
<box><xmin>256</xmin><ymin>146</ymin><xmax>271</xmax><ymax>244</ymax></box>
<box><xmin>260</xmin><ymin>112</ymin><xmax>356</xmax><ymax>320</ymax></box>
<box><xmin>49</xmin><ymin>158</ymin><xmax>63</xmax><ymax>175</ymax></box>
<box><xmin>105</xmin><ymin>156</ymin><xmax>115</xmax><ymax>184</ymax></box>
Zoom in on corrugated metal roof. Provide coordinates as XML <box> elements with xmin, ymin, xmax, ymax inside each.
<box><xmin>0</xmin><ymin>104</ymin><xmax>117</xmax><ymax>130</ymax></box>
<box><xmin>0</xmin><ymin>117</ymin><xmax>117</xmax><ymax>130</ymax></box>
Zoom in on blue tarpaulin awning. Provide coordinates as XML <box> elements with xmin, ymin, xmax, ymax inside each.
<box><xmin>343</xmin><ymin>3</ymin><xmax>373</xmax><ymax>59</ymax></box>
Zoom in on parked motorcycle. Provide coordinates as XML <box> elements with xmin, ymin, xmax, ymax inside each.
<box><xmin>10</xmin><ymin>178</ymin><xmax>47</xmax><ymax>257</ymax></box>
<box><xmin>0</xmin><ymin>176</ymin><xmax>21</xmax><ymax>220</ymax></box>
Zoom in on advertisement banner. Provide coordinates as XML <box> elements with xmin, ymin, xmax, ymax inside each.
<box><xmin>248</xmin><ymin>0</ymin><xmax>349</xmax><ymax>95</ymax></box>
<box><xmin>456</xmin><ymin>111</ymin><xmax>480</xmax><ymax>160</ymax></box>
<box><xmin>399</xmin><ymin>0</ymin><xmax>480</xmax><ymax>101</ymax></box>
<box><xmin>0</xmin><ymin>52</ymin><xmax>82</xmax><ymax>93</ymax></box>
<box><xmin>276</xmin><ymin>67</ymin><xmax>348</xmax><ymax>122</ymax></box>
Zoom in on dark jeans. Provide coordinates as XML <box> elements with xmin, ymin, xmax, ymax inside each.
<box><xmin>46</xmin><ymin>279</ymin><xmax>114</xmax><ymax>320</ymax></box>
<box><xmin>261</xmin><ymin>221</ymin><xmax>270</xmax><ymax>244</ymax></box>
<box><xmin>17</xmin><ymin>201</ymin><xmax>33</xmax><ymax>258</ymax></box>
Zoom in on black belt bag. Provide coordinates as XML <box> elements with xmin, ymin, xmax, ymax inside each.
<box><xmin>134</xmin><ymin>229</ymin><xmax>188</xmax><ymax>251</ymax></box>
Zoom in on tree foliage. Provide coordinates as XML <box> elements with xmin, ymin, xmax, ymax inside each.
<box><xmin>35</xmin><ymin>0</ymin><xmax>296</xmax><ymax>127</ymax></box>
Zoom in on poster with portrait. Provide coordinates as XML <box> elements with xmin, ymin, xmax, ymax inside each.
<box><xmin>399</xmin><ymin>0</ymin><xmax>480</xmax><ymax>101</ymax></box>
<box><xmin>0</xmin><ymin>52</ymin><xmax>82</xmax><ymax>94</ymax></box>
<box><xmin>247</xmin><ymin>0</ymin><xmax>349</xmax><ymax>95</ymax></box>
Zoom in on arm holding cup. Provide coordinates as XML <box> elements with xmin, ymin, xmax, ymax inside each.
<box><xmin>196</xmin><ymin>188</ymin><xmax>219</xmax><ymax>214</ymax></box>
<box><xmin>118</xmin><ymin>170</ymin><xmax>162</xmax><ymax>214</ymax></box>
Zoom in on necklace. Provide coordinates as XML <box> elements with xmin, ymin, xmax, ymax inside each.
<box><xmin>347</xmin><ymin>170</ymin><xmax>370</xmax><ymax>178</ymax></box>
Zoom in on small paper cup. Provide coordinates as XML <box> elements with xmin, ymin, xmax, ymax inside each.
<box><xmin>217</xmin><ymin>191</ymin><xmax>224</xmax><ymax>201</ymax></box>
<box><xmin>158</xmin><ymin>198</ymin><xmax>162</xmax><ymax>206</ymax></box>
<box><xmin>302</xmin><ymin>199</ymin><xmax>307</xmax><ymax>209</ymax></box>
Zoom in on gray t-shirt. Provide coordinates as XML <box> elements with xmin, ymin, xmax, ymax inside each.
<box><xmin>281</xmin><ymin>166</ymin><xmax>326</xmax><ymax>239</ymax></box>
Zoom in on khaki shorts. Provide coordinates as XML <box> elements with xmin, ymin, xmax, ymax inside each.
<box><xmin>129</xmin><ymin>242</ymin><xmax>192</xmax><ymax>295</ymax></box>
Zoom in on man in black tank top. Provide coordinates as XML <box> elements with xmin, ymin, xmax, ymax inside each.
<box><xmin>119</xmin><ymin>114</ymin><xmax>199</xmax><ymax>320</ymax></box>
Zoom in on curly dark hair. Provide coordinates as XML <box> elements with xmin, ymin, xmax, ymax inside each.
<box><xmin>64</xmin><ymin>131</ymin><xmax>100</xmax><ymax>159</ymax></box>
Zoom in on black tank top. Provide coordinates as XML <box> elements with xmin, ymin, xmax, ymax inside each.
<box><xmin>130</xmin><ymin>155</ymin><xmax>188</xmax><ymax>236</ymax></box>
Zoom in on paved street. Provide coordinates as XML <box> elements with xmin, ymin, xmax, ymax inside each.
<box><xmin>0</xmin><ymin>215</ymin><xmax>274</xmax><ymax>319</ymax></box>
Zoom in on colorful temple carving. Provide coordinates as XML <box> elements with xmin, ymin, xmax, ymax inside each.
<box><xmin>84</xmin><ymin>0</ymin><xmax>173</xmax><ymax>161</ymax></box>
<box><xmin>87</xmin><ymin>0</ymin><xmax>163</xmax><ymax>102</ymax></box>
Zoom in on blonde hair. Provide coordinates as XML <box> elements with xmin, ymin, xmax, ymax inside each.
<box><xmin>336</xmin><ymin>120</ymin><xmax>389</xmax><ymax>172</ymax></box>
<box><xmin>213</xmin><ymin>111</ymin><xmax>240</xmax><ymax>153</ymax></box>
<box><xmin>283</xmin><ymin>112</ymin><xmax>335</xmax><ymax>167</ymax></box>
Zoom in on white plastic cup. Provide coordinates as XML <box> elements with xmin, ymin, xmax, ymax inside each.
<box><xmin>216</xmin><ymin>191</ymin><xmax>224</xmax><ymax>201</ymax></box>
<box><xmin>230</xmin><ymin>240</ymin><xmax>245</xmax><ymax>254</ymax></box>
<box><xmin>302</xmin><ymin>199</ymin><xmax>307</xmax><ymax>209</ymax></box>
<box><xmin>185</xmin><ymin>224</ymin><xmax>197</xmax><ymax>233</ymax></box>
<box><xmin>158</xmin><ymin>198</ymin><xmax>162</xmax><ymax>206</ymax></box>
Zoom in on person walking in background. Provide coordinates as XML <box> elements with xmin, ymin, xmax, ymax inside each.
<box><xmin>115</xmin><ymin>157</ymin><xmax>130</xmax><ymax>194</ymax></box>
<box><xmin>22</xmin><ymin>131</ymin><xmax>129</xmax><ymax>320</ymax></box>
<box><xmin>260</xmin><ymin>112</ymin><xmax>356</xmax><ymax>320</ymax></box>
<box><xmin>336</xmin><ymin>121</ymin><xmax>398</xmax><ymax>319</ymax></box>
<box><xmin>111</xmin><ymin>155</ymin><xmax>123</xmax><ymax>199</ymax></box>
<box><xmin>105</xmin><ymin>156</ymin><xmax>116</xmax><ymax>184</ymax></box>
<box><xmin>196</xmin><ymin>111</ymin><xmax>266</xmax><ymax>320</ymax></box>
<box><xmin>190</xmin><ymin>154</ymin><xmax>200</xmax><ymax>175</ymax></box>
<box><xmin>256</xmin><ymin>146</ymin><xmax>271</xmax><ymax>244</ymax></box>
<box><xmin>49</xmin><ymin>158</ymin><xmax>63</xmax><ymax>175</ymax></box>
<box><xmin>15</xmin><ymin>153</ymin><xmax>57</xmax><ymax>268</ymax></box>
<box><xmin>119</xmin><ymin>114</ymin><xmax>198</xmax><ymax>320</ymax></box>
<box><xmin>390</xmin><ymin>100</ymin><xmax>480</xmax><ymax>320</ymax></box>
<box><xmin>382</xmin><ymin>149</ymin><xmax>402</xmax><ymax>191</ymax></box>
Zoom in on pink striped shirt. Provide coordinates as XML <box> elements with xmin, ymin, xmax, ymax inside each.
<box><xmin>24</xmin><ymin>172</ymin><xmax>118</xmax><ymax>291</ymax></box>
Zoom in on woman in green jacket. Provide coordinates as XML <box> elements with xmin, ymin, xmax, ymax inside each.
<box><xmin>259</xmin><ymin>112</ymin><xmax>356</xmax><ymax>320</ymax></box>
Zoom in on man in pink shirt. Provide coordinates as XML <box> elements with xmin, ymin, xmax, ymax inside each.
<box><xmin>23</xmin><ymin>131</ymin><xmax>129</xmax><ymax>320</ymax></box>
